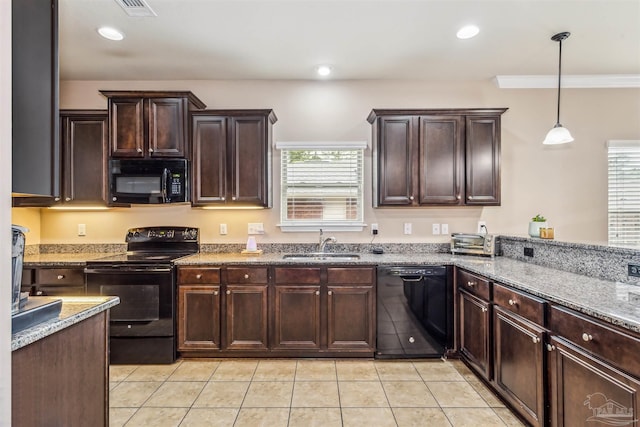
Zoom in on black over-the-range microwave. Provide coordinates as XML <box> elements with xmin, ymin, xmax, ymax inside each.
<box><xmin>109</xmin><ymin>159</ymin><xmax>188</xmax><ymax>205</ymax></box>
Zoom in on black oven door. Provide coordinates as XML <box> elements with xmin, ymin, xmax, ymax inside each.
<box><xmin>85</xmin><ymin>265</ymin><xmax>175</xmax><ymax>338</ymax></box>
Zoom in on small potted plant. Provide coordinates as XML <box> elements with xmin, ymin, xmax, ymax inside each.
<box><xmin>528</xmin><ymin>214</ymin><xmax>547</xmax><ymax>238</ymax></box>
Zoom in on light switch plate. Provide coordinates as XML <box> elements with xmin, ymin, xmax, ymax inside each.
<box><xmin>77</xmin><ymin>224</ymin><xmax>86</xmax><ymax>236</ymax></box>
<box><xmin>248</xmin><ymin>223</ymin><xmax>264</xmax><ymax>235</ymax></box>
<box><xmin>219</xmin><ymin>224</ymin><xmax>228</xmax><ymax>235</ymax></box>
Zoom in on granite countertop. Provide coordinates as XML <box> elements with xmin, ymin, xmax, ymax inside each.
<box><xmin>23</xmin><ymin>252</ymin><xmax>122</xmax><ymax>267</ymax></box>
<box><xmin>21</xmin><ymin>250</ymin><xmax>640</xmax><ymax>334</ymax></box>
<box><xmin>11</xmin><ymin>296</ymin><xmax>120</xmax><ymax>351</ymax></box>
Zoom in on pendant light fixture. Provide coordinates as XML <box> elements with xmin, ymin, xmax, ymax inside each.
<box><xmin>543</xmin><ymin>31</ymin><xmax>574</xmax><ymax>145</ymax></box>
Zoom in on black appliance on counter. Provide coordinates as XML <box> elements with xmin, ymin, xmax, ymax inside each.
<box><xmin>85</xmin><ymin>226</ymin><xmax>199</xmax><ymax>364</ymax></box>
<box><xmin>376</xmin><ymin>266</ymin><xmax>453</xmax><ymax>358</ymax></box>
<box><xmin>109</xmin><ymin>159</ymin><xmax>188</xmax><ymax>205</ymax></box>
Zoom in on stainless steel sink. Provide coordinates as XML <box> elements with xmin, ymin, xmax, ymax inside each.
<box><xmin>282</xmin><ymin>253</ymin><xmax>361</xmax><ymax>261</ymax></box>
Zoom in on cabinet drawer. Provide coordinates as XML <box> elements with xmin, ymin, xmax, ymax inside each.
<box><xmin>549</xmin><ymin>305</ymin><xmax>640</xmax><ymax>378</ymax></box>
<box><xmin>493</xmin><ymin>283</ymin><xmax>545</xmax><ymax>325</ymax></box>
<box><xmin>178</xmin><ymin>268</ymin><xmax>221</xmax><ymax>284</ymax></box>
<box><xmin>327</xmin><ymin>267</ymin><xmax>374</xmax><ymax>284</ymax></box>
<box><xmin>35</xmin><ymin>268</ymin><xmax>84</xmax><ymax>285</ymax></box>
<box><xmin>274</xmin><ymin>267</ymin><xmax>321</xmax><ymax>284</ymax></box>
<box><xmin>227</xmin><ymin>267</ymin><xmax>268</xmax><ymax>284</ymax></box>
<box><xmin>456</xmin><ymin>269</ymin><xmax>490</xmax><ymax>300</ymax></box>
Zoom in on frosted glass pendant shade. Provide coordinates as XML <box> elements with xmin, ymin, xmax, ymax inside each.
<box><xmin>543</xmin><ymin>124</ymin><xmax>574</xmax><ymax>145</ymax></box>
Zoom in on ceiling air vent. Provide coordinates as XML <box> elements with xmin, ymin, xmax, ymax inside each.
<box><xmin>114</xmin><ymin>0</ymin><xmax>157</xmax><ymax>17</ymax></box>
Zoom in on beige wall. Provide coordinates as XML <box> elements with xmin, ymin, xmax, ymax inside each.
<box><xmin>12</xmin><ymin>79</ymin><xmax>640</xmax><ymax>246</ymax></box>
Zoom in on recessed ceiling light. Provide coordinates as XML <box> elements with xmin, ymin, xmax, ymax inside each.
<box><xmin>457</xmin><ymin>25</ymin><xmax>480</xmax><ymax>40</ymax></box>
<box><xmin>316</xmin><ymin>65</ymin><xmax>332</xmax><ymax>77</ymax></box>
<box><xmin>97</xmin><ymin>26</ymin><xmax>125</xmax><ymax>41</ymax></box>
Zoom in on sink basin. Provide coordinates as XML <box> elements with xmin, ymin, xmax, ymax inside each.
<box><xmin>282</xmin><ymin>253</ymin><xmax>361</xmax><ymax>261</ymax></box>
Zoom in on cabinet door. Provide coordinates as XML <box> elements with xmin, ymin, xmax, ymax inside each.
<box><xmin>548</xmin><ymin>336</ymin><xmax>640</xmax><ymax>427</ymax></box>
<box><xmin>273</xmin><ymin>285</ymin><xmax>321</xmax><ymax>350</ymax></box>
<box><xmin>60</xmin><ymin>111</ymin><xmax>108</xmax><ymax>205</ymax></box>
<box><xmin>375</xmin><ymin>116</ymin><xmax>417</xmax><ymax>206</ymax></box>
<box><xmin>178</xmin><ymin>285</ymin><xmax>221</xmax><ymax>350</ymax></box>
<box><xmin>109</xmin><ymin>97</ymin><xmax>144</xmax><ymax>157</ymax></box>
<box><xmin>191</xmin><ymin>114</ymin><xmax>228</xmax><ymax>205</ymax></box>
<box><xmin>465</xmin><ymin>115</ymin><xmax>501</xmax><ymax>205</ymax></box>
<box><xmin>418</xmin><ymin>115</ymin><xmax>464</xmax><ymax>205</ymax></box>
<box><xmin>148</xmin><ymin>97</ymin><xmax>187</xmax><ymax>157</ymax></box>
<box><xmin>459</xmin><ymin>289</ymin><xmax>491</xmax><ymax>380</ymax></box>
<box><xmin>225</xmin><ymin>284</ymin><xmax>268</xmax><ymax>350</ymax></box>
<box><xmin>228</xmin><ymin>116</ymin><xmax>270</xmax><ymax>207</ymax></box>
<box><xmin>326</xmin><ymin>283</ymin><xmax>375</xmax><ymax>351</ymax></box>
<box><xmin>493</xmin><ymin>306</ymin><xmax>545</xmax><ymax>427</ymax></box>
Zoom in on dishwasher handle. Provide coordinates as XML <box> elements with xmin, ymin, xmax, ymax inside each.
<box><xmin>400</xmin><ymin>276</ymin><xmax>424</xmax><ymax>282</ymax></box>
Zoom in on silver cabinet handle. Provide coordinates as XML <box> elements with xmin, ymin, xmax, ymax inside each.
<box><xmin>137</xmin><ymin>148</ymin><xmax>142</xmax><ymax>153</ymax></box>
<box><xmin>315</xmin><ymin>290</ymin><xmax>320</xmax><ymax>296</ymax></box>
<box><xmin>214</xmin><ymin>290</ymin><xmax>218</xmax><ymax>296</ymax></box>
<box><xmin>36</xmin><ymin>291</ymin><xmax>43</xmax><ymax>296</ymax></box>
<box><xmin>65</xmin><ymin>197</ymin><xmax>71</xmax><ymax>202</ymax></box>
<box><xmin>467</xmin><ymin>281</ymin><xmax>476</xmax><ymax>287</ymax></box>
<box><xmin>547</xmin><ymin>344</ymin><xmax>556</xmax><ymax>352</ymax></box>
<box><xmin>328</xmin><ymin>291</ymin><xmax>333</xmax><ymax>296</ymax></box>
<box><xmin>226</xmin><ymin>290</ymin><xmax>231</xmax><ymax>295</ymax></box>
<box><xmin>409</xmin><ymin>196</ymin><xmax>414</xmax><ymax>201</ymax></box>
<box><xmin>532</xmin><ymin>336</ymin><xmax>540</xmax><ymax>344</ymax></box>
<box><xmin>508</xmin><ymin>299</ymin><xmax>517</xmax><ymax>306</ymax></box>
<box><xmin>481</xmin><ymin>306</ymin><xmax>487</xmax><ymax>313</ymax></box>
<box><xmin>232</xmin><ymin>196</ymin><xmax>237</xmax><ymax>201</ymax></box>
<box><xmin>582</xmin><ymin>333</ymin><xmax>593</xmax><ymax>342</ymax></box>
<box><xmin>244</xmin><ymin>274</ymin><xmax>249</xmax><ymax>279</ymax></box>
<box><xmin>457</xmin><ymin>195</ymin><xmax>461</xmax><ymax>200</ymax></box>
<box><xmin>57</xmin><ymin>275</ymin><xmax>64</xmax><ymax>280</ymax></box>
<box><xmin>221</xmin><ymin>197</ymin><xmax>226</xmax><ymax>201</ymax></box>
<box><xmin>149</xmin><ymin>148</ymin><xmax>154</xmax><ymax>153</ymax></box>
<box><xmin>196</xmin><ymin>274</ymin><xmax>202</xmax><ymax>279</ymax></box>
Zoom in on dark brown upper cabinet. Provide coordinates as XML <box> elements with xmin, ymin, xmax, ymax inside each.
<box><xmin>12</xmin><ymin>0</ymin><xmax>60</xmax><ymax>200</ymax></box>
<box><xmin>57</xmin><ymin>110</ymin><xmax>109</xmax><ymax>206</ymax></box>
<box><xmin>100</xmin><ymin>91</ymin><xmax>206</xmax><ymax>159</ymax></box>
<box><xmin>368</xmin><ymin>108</ymin><xmax>507</xmax><ymax>207</ymax></box>
<box><xmin>191</xmin><ymin>110</ymin><xmax>277</xmax><ymax>208</ymax></box>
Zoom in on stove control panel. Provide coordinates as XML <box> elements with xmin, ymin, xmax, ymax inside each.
<box><xmin>126</xmin><ymin>227</ymin><xmax>199</xmax><ymax>243</ymax></box>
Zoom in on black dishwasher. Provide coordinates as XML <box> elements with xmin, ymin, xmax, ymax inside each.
<box><xmin>376</xmin><ymin>266</ymin><xmax>453</xmax><ymax>358</ymax></box>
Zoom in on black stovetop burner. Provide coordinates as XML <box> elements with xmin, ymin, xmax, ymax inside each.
<box><xmin>88</xmin><ymin>226</ymin><xmax>200</xmax><ymax>265</ymax></box>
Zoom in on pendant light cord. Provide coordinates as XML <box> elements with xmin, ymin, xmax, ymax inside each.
<box><xmin>556</xmin><ymin>38</ymin><xmax>563</xmax><ymax>125</ymax></box>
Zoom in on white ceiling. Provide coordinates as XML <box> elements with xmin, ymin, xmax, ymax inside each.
<box><xmin>59</xmin><ymin>0</ymin><xmax>640</xmax><ymax>82</ymax></box>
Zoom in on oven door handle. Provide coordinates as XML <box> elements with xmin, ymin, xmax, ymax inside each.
<box><xmin>84</xmin><ymin>267</ymin><xmax>172</xmax><ymax>274</ymax></box>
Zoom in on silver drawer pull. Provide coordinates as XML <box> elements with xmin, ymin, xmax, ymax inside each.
<box><xmin>57</xmin><ymin>275</ymin><xmax>65</xmax><ymax>280</ymax></box>
<box><xmin>149</xmin><ymin>148</ymin><xmax>154</xmax><ymax>153</ymax></box>
<box><xmin>481</xmin><ymin>306</ymin><xmax>487</xmax><ymax>313</ymax></box>
<box><xmin>409</xmin><ymin>196</ymin><xmax>414</xmax><ymax>201</ymax></box>
<box><xmin>196</xmin><ymin>274</ymin><xmax>203</xmax><ymax>279</ymax></box>
<box><xmin>547</xmin><ymin>344</ymin><xmax>556</xmax><ymax>352</ymax></box>
<box><xmin>214</xmin><ymin>291</ymin><xmax>219</xmax><ymax>296</ymax></box>
<box><xmin>226</xmin><ymin>290</ymin><xmax>231</xmax><ymax>295</ymax></box>
<box><xmin>244</xmin><ymin>274</ymin><xmax>249</xmax><ymax>279</ymax></box>
<box><xmin>508</xmin><ymin>299</ymin><xmax>517</xmax><ymax>306</ymax></box>
<box><xmin>328</xmin><ymin>291</ymin><xmax>333</xmax><ymax>296</ymax></box>
<box><xmin>582</xmin><ymin>333</ymin><xmax>593</xmax><ymax>342</ymax></box>
<box><xmin>532</xmin><ymin>336</ymin><xmax>540</xmax><ymax>344</ymax></box>
<box><xmin>315</xmin><ymin>290</ymin><xmax>320</xmax><ymax>296</ymax></box>
<box><xmin>137</xmin><ymin>148</ymin><xmax>142</xmax><ymax>153</ymax></box>
<box><xmin>467</xmin><ymin>281</ymin><xmax>476</xmax><ymax>287</ymax></box>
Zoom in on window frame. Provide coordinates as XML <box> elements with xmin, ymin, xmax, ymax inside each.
<box><xmin>276</xmin><ymin>141</ymin><xmax>367</xmax><ymax>232</ymax></box>
<box><xmin>607</xmin><ymin>139</ymin><xmax>640</xmax><ymax>247</ymax></box>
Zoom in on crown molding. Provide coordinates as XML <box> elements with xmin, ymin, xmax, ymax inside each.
<box><xmin>494</xmin><ymin>74</ymin><xmax>640</xmax><ymax>89</ymax></box>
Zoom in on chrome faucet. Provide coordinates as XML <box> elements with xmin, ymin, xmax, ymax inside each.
<box><xmin>318</xmin><ymin>229</ymin><xmax>337</xmax><ymax>253</ymax></box>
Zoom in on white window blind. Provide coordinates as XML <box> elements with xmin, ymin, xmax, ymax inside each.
<box><xmin>608</xmin><ymin>140</ymin><xmax>640</xmax><ymax>246</ymax></box>
<box><xmin>277</xmin><ymin>141</ymin><xmax>365</xmax><ymax>231</ymax></box>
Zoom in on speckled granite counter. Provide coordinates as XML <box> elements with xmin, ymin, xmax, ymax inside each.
<box><xmin>23</xmin><ymin>252</ymin><xmax>122</xmax><ymax>267</ymax></box>
<box><xmin>175</xmin><ymin>252</ymin><xmax>640</xmax><ymax>334</ymax></box>
<box><xmin>12</xmin><ymin>296</ymin><xmax>120</xmax><ymax>351</ymax></box>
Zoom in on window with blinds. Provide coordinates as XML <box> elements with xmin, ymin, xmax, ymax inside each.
<box><xmin>608</xmin><ymin>140</ymin><xmax>640</xmax><ymax>246</ymax></box>
<box><xmin>278</xmin><ymin>142</ymin><xmax>365</xmax><ymax>231</ymax></box>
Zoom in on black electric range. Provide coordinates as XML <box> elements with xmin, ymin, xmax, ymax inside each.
<box><xmin>85</xmin><ymin>226</ymin><xmax>199</xmax><ymax>364</ymax></box>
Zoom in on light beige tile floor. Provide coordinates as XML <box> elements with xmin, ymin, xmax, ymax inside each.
<box><xmin>109</xmin><ymin>358</ymin><xmax>526</xmax><ymax>427</ymax></box>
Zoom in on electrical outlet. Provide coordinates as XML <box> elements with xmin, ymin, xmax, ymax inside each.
<box><xmin>628</xmin><ymin>264</ymin><xmax>640</xmax><ymax>277</ymax></box>
<box><xmin>477</xmin><ymin>221</ymin><xmax>487</xmax><ymax>233</ymax></box>
<box><xmin>219</xmin><ymin>224</ymin><xmax>228</xmax><ymax>235</ymax></box>
<box><xmin>403</xmin><ymin>223</ymin><xmax>412</xmax><ymax>235</ymax></box>
<box><xmin>248</xmin><ymin>223</ymin><xmax>264</xmax><ymax>235</ymax></box>
<box><xmin>432</xmin><ymin>224</ymin><xmax>441</xmax><ymax>235</ymax></box>
<box><xmin>77</xmin><ymin>224</ymin><xmax>86</xmax><ymax>236</ymax></box>
<box><xmin>524</xmin><ymin>247</ymin><xmax>534</xmax><ymax>257</ymax></box>
<box><xmin>371</xmin><ymin>223</ymin><xmax>379</xmax><ymax>235</ymax></box>
<box><xmin>441</xmin><ymin>224</ymin><xmax>449</xmax><ymax>234</ymax></box>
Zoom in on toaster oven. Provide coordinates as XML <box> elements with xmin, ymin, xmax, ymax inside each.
<box><xmin>450</xmin><ymin>233</ymin><xmax>498</xmax><ymax>257</ymax></box>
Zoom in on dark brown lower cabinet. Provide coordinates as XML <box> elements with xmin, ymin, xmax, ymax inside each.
<box><xmin>459</xmin><ymin>289</ymin><xmax>491</xmax><ymax>381</ymax></box>
<box><xmin>178</xmin><ymin>285</ymin><xmax>221</xmax><ymax>350</ymax></box>
<box><xmin>273</xmin><ymin>285</ymin><xmax>322</xmax><ymax>350</ymax></box>
<box><xmin>12</xmin><ymin>311</ymin><xmax>109</xmax><ymax>426</ymax></box>
<box><xmin>327</xmin><ymin>283</ymin><xmax>375</xmax><ymax>351</ymax></box>
<box><xmin>493</xmin><ymin>306</ymin><xmax>545</xmax><ymax>427</ymax></box>
<box><xmin>548</xmin><ymin>336</ymin><xmax>640</xmax><ymax>427</ymax></box>
<box><xmin>225</xmin><ymin>284</ymin><xmax>268</xmax><ymax>350</ymax></box>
